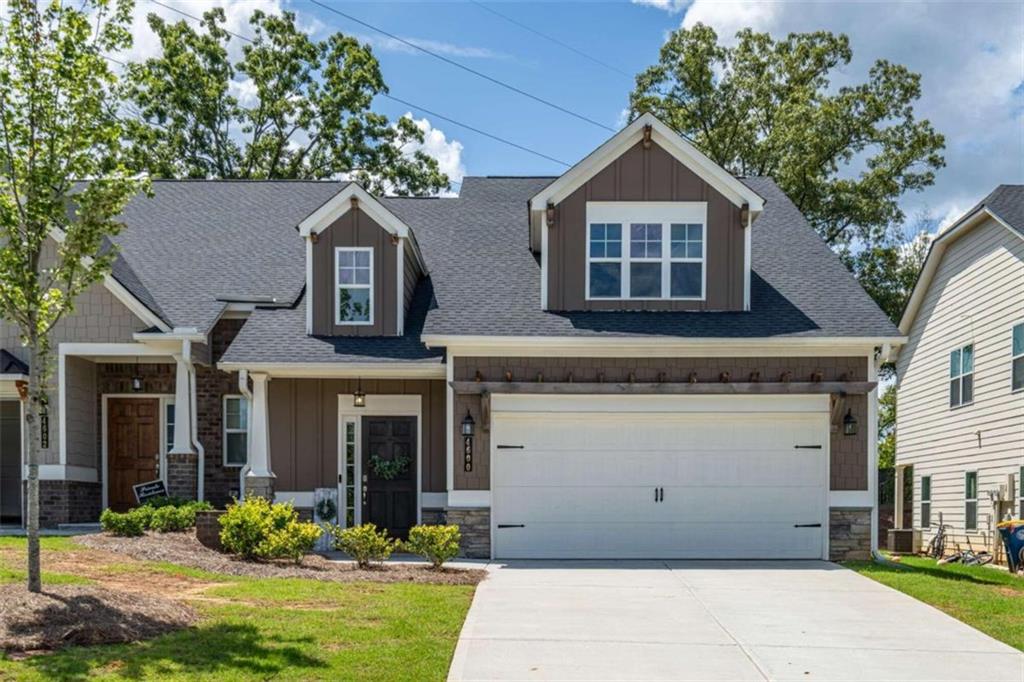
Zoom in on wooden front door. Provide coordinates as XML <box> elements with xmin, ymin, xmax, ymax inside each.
<box><xmin>107</xmin><ymin>398</ymin><xmax>160</xmax><ymax>511</ymax></box>
<box><xmin>362</xmin><ymin>416</ymin><xmax>417</xmax><ymax>540</ymax></box>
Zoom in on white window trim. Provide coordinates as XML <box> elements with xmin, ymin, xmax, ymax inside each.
<box><xmin>1011</xmin><ymin>321</ymin><xmax>1024</xmax><ymax>393</ymax></box>
<box><xmin>222</xmin><ymin>394</ymin><xmax>249</xmax><ymax>468</ymax></box>
<box><xmin>335</xmin><ymin>246</ymin><xmax>374</xmax><ymax>326</ymax></box>
<box><xmin>964</xmin><ymin>470</ymin><xmax>979</xmax><ymax>531</ymax></box>
<box><xmin>584</xmin><ymin>202</ymin><xmax>707</xmax><ymax>302</ymax></box>
<box><xmin>920</xmin><ymin>474</ymin><xmax>931</xmax><ymax>529</ymax></box>
<box><xmin>949</xmin><ymin>343</ymin><xmax>974</xmax><ymax>409</ymax></box>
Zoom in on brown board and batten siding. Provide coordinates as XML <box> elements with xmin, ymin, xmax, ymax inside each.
<box><xmin>310</xmin><ymin>207</ymin><xmax>399</xmax><ymax>336</ymax></box>
<box><xmin>548</xmin><ymin>141</ymin><xmax>745</xmax><ymax>312</ymax></box>
<box><xmin>403</xmin><ymin>241</ymin><xmax>421</xmax><ymax>321</ymax></box>
<box><xmin>267</xmin><ymin>378</ymin><xmax>446</xmax><ymax>494</ymax></box>
<box><xmin>452</xmin><ymin>356</ymin><xmax>868</xmax><ymax>491</ymax></box>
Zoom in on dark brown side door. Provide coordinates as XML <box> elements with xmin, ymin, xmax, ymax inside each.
<box><xmin>362</xmin><ymin>416</ymin><xmax>416</xmax><ymax>540</ymax></box>
<box><xmin>107</xmin><ymin>398</ymin><xmax>160</xmax><ymax>512</ymax></box>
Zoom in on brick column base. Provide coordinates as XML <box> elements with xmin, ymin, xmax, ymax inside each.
<box><xmin>829</xmin><ymin>507</ymin><xmax>872</xmax><ymax>561</ymax></box>
<box><xmin>36</xmin><ymin>481</ymin><xmax>102</xmax><ymax>527</ymax></box>
<box><xmin>244</xmin><ymin>475</ymin><xmax>275</xmax><ymax>502</ymax></box>
<box><xmin>445</xmin><ymin>508</ymin><xmax>490</xmax><ymax>558</ymax></box>
<box><xmin>195</xmin><ymin>510</ymin><xmax>226</xmax><ymax>551</ymax></box>
<box><xmin>166</xmin><ymin>451</ymin><xmax>198</xmax><ymax>500</ymax></box>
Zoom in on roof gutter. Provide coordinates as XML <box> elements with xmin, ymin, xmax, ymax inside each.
<box><xmin>421</xmin><ymin>334</ymin><xmax>908</xmax><ymax>352</ymax></box>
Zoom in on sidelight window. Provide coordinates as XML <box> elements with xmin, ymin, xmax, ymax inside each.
<box><xmin>342</xmin><ymin>419</ymin><xmax>357</xmax><ymax>527</ymax></box>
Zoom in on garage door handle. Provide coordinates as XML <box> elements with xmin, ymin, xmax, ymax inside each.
<box><xmin>793</xmin><ymin>523</ymin><xmax>822</xmax><ymax>528</ymax></box>
<box><xmin>794</xmin><ymin>445</ymin><xmax>823</xmax><ymax>449</ymax></box>
<box><xmin>497</xmin><ymin>524</ymin><xmax>525</xmax><ymax>529</ymax></box>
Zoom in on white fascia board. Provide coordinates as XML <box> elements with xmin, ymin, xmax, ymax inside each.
<box><xmin>529</xmin><ymin>113</ymin><xmax>765</xmax><ymax>213</ymax></box>
<box><xmin>0</xmin><ymin>374</ymin><xmax>28</xmax><ymax>382</ymax></box>
<box><xmin>423</xmin><ymin>335</ymin><xmax>907</xmax><ymax>356</ymax></box>
<box><xmin>133</xmin><ymin>329</ymin><xmax>206</xmax><ymax>344</ymax></box>
<box><xmin>59</xmin><ymin>342</ymin><xmax>173</xmax><ymax>357</ymax></box>
<box><xmin>215</xmin><ymin>361</ymin><xmax>446</xmax><ymax>379</ymax></box>
<box><xmin>298</xmin><ymin>183</ymin><xmax>410</xmax><ymax>240</ymax></box>
<box><xmin>897</xmin><ymin>207</ymin><xmax>1022</xmax><ymax>335</ymax></box>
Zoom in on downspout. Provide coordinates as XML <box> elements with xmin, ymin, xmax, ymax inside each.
<box><xmin>237</xmin><ymin>369</ymin><xmax>252</xmax><ymax>500</ymax></box>
<box><xmin>182</xmin><ymin>340</ymin><xmax>205</xmax><ymax>501</ymax></box>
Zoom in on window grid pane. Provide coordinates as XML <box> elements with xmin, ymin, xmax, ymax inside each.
<box><xmin>670</xmin><ymin>223</ymin><xmax>703</xmax><ymax>260</ymax></box>
<box><xmin>629</xmin><ymin>223</ymin><xmax>662</xmax><ymax>259</ymax></box>
<box><xmin>1013</xmin><ymin>324</ymin><xmax>1024</xmax><ymax>357</ymax></box>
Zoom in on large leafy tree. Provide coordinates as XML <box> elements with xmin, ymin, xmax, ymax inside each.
<box><xmin>124</xmin><ymin>9</ymin><xmax>447</xmax><ymax>194</ymax></box>
<box><xmin>630</xmin><ymin>24</ymin><xmax>945</xmax><ymax>319</ymax></box>
<box><xmin>0</xmin><ymin>0</ymin><xmax>143</xmax><ymax>592</ymax></box>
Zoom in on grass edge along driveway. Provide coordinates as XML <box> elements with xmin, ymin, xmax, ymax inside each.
<box><xmin>0</xmin><ymin>537</ymin><xmax>476</xmax><ymax>681</ymax></box>
<box><xmin>848</xmin><ymin>555</ymin><xmax>1024</xmax><ymax>653</ymax></box>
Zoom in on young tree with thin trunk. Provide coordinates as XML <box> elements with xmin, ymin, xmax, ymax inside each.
<box><xmin>0</xmin><ymin>0</ymin><xmax>141</xmax><ymax>592</ymax></box>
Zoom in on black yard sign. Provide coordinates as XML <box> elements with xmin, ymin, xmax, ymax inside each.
<box><xmin>133</xmin><ymin>479</ymin><xmax>168</xmax><ymax>505</ymax></box>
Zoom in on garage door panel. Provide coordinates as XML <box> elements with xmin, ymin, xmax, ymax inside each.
<box><xmin>495</xmin><ymin>523</ymin><xmax>824</xmax><ymax>560</ymax></box>
<box><xmin>491</xmin><ymin>398</ymin><xmax>829</xmax><ymax>560</ymax></box>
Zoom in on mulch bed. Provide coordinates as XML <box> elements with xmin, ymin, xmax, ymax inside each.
<box><xmin>0</xmin><ymin>584</ymin><xmax>196</xmax><ymax>653</ymax></box>
<box><xmin>78</xmin><ymin>532</ymin><xmax>486</xmax><ymax>585</ymax></box>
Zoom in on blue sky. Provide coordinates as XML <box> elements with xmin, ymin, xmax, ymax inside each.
<box><xmin>123</xmin><ymin>0</ymin><xmax>1023</xmax><ymax>232</ymax></box>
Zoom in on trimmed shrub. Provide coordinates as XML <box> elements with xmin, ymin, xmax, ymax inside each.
<box><xmin>219</xmin><ymin>497</ymin><xmax>322</xmax><ymax>563</ymax></box>
<box><xmin>147</xmin><ymin>500</ymin><xmax>213</xmax><ymax>532</ymax></box>
<box><xmin>100</xmin><ymin>508</ymin><xmax>146</xmax><ymax>537</ymax></box>
<box><xmin>330</xmin><ymin>523</ymin><xmax>398</xmax><ymax>568</ymax></box>
<box><xmin>403</xmin><ymin>524</ymin><xmax>461</xmax><ymax>569</ymax></box>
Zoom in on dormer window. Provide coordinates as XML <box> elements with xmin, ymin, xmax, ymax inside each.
<box><xmin>586</xmin><ymin>202</ymin><xmax>706</xmax><ymax>301</ymax></box>
<box><xmin>336</xmin><ymin>247</ymin><xmax>373</xmax><ymax>325</ymax></box>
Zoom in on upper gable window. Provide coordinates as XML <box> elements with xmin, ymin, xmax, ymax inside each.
<box><xmin>586</xmin><ymin>203</ymin><xmax>706</xmax><ymax>301</ymax></box>
<box><xmin>949</xmin><ymin>343</ymin><xmax>973</xmax><ymax>408</ymax></box>
<box><xmin>336</xmin><ymin>247</ymin><xmax>373</xmax><ymax>325</ymax></box>
<box><xmin>1012</xmin><ymin>323</ymin><xmax>1024</xmax><ymax>392</ymax></box>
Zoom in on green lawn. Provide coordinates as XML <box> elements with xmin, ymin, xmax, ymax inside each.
<box><xmin>849</xmin><ymin>555</ymin><xmax>1024</xmax><ymax>652</ymax></box>
<box><xmin>0</xmin><ymin>539</ymin><xmax>476</xmax><ymax>681</ymax></box>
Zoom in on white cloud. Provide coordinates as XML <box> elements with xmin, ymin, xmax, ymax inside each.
<box><xmin>631</xmin><ymin>0</ymin><xmax>689</xmax><ymax>14</ymax></box>
<box><xmin>357</xmin><ymin>34</ymin><xmax>508</xmax><ymax>60</ymax></box>
<box><xmin>648</xmin><ymin>1</ymin><xmax>1024</xmax><ymax>236</ymax></box>
<box><xmin>398</xmin><ymin>113</ymin><xmax>466</xmax><ymax>197</ymax></box>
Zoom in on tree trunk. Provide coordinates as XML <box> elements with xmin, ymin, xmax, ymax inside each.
<box><xmin>25</xmin><ymin>342</ymin><xmax>41</xmax><ymax>593</ymax></box>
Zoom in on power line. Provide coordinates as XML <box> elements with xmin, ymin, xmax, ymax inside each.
<box><xmin>470</xmin><ymin>1</ymin><xmax>633</xmax><ymax>80</ymax></box>
<box><xmin>305</xmin><ymin>0</ymin><xmax>615</xmax><ymax>133</ymax></box>
<box><xmin>383</xmin><ymin>95</ymin><xmax>568</xmax><ymax>167</ymax></box>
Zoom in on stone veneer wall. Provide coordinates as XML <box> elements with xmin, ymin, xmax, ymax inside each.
<box><xmin>829</xmin><ymin>508</ymin><xmax>872</xmax><ymax>561</ymax></box>
<box><xmin>445</xmin><ymin>508</ymin><xmax>490</xmax><ymax>559</ymax></box>
<box><xmin>453</xmin><ymin>356</ymin><xmax>869</xmax><ymax>492</ymax></box>
<box><xmin>37</xmin><ymin>480</ymin><xmax>101</xmax><ymax>527</ymax></box>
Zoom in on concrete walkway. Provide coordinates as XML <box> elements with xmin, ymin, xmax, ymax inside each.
<box><xmin>448</xmin><ymin>560</ymin><xmax>1024</xmax><ymax>681</ymax></box>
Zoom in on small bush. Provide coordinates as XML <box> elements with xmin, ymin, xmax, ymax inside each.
<box><xmin>149</xmin><ymin>506</ymin><xmax>189</xmax><ymax>532</ymax></box>
<box><xmin>219</xmin><ymin>497</ymin><xmax>321</xmax><ymax>563</ymax></box>
<box><xmin>403</xmin><ymin>525</ymin><xmax>461</xmax><ymax>569</ymax></box>
<box><xmin>330</xmin><ymin>523</ymin><xmax>398</xmax><ymax>568</ymax></box>
<box><xmin>100</xmin><ymin>508</ymin><xmax>146</xmax><ymax>537</ymax></box>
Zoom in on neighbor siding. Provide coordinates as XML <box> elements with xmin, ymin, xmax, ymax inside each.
<box><xmin>310</xmin><ymin>207</ymin><xmax>399</xmax><ymax>336</ymax></box>
<box><xmin>896</xmin><ymin>217</ymin><xmax>1024</xmax><ymax>551</ymax></box>
<box><xmin>267</xmin><ymin>378</ymin><xmax>446</xmax><ymax>494</ymax></box>
<box><xmin>453</xmin><ymin>356</ymin><xmax>868</xmax><ymax>491</ymax></box>
<box><xmin>548</xmin><ymin>141</ymin><xmax>746</xmax><ymax>312</ymax></box>
<box><xmin>0</xmin><ymin>238</ymin><xmax>148</xmax><ymax>465</ymax></box>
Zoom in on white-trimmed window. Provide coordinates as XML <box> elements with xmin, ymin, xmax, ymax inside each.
<box><xmin>223</xmin><ymin>395</ymin><xmax>248</xmax><ymax>467</ymax></box>
<box><xmin>965</xmin><ymin>470</ymin><xmax>978</xmax><ymax>531</ymax></box>
<box><xmin>1012</xmin><ymin>323</ymin><xmax>1024</xmax><ymax>392</ymax></box>
<box><xmin>335</xmin><ymin>247</ymin><xmax>373</xmax><ymax>325</ymax></box>
<box><xmin>949</xmin><ymin>344</ymin><xmax>974</xmax><ymax>408</ymax></box>
<box><xmin>920</xmin><ymin>475</ymin><xmax>931</xmax><ymax>529</ymax></box>
<box><xmin>164</xmin><ymin>401</ymin><xmax>175</xmax><ymax>454</ymax></box>
<box><xmin>586</xmin><ymin>202</ymin><xmax>706</xmax><ymax>301</ymax></box>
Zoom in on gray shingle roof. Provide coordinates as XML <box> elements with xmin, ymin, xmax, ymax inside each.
<box><xmin>112</xmin><ymin>180</ymin><xmax>343</xmax><ymax>333</ymax></box>
<box><xmin>116</xmin><ymin>174</ymin><xmax>899</xmax><ymax>364</ymax></box>
<box><xmin>974</xmin><ymin>185</ymin><xmax>1024</xmax><ymax>237</ymax></box>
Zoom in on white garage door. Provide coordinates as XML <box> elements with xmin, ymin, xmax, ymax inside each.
<box><xmin>491</xmin><ymin>395</ymin><xmax>829</xmax><ymax>560</ymax></box>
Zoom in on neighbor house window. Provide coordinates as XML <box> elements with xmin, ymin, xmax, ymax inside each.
<box><xmin>949</xmin><ymin>344</ymin><xmax>974</xmax><ymax>407</ymax></box>
<box><xmin>965</xmin><ymin>471</ymin><xmax>978</xmax><ymax>531</ymax></box>
<box><xmin>223</xmin><ymin>396</ymin><xmax>248</xmax><ymax>467</ymax></box>
<box><xmin>1019</xmin><ymin>465</ymin><xmax>1023</xmax><ymax>519</ymax></box>
<box><xmin>921</xmin><ymin>475</ymin><xmax>931</xmax><ymax>529</ymax></box>
<box><xmin>1012</xmin><ymin>323</ymin><xmax>1024</xmax><ymax>392</ymax></box>
<box><xmin>335</xmin><ymin>247</ymin><xmax>373</xmax><ymax>324</ymax></box>
<box><xmin>586</xmin><ymin>203</ymin><xmax>706</xmax><ymax>300</ymax></box>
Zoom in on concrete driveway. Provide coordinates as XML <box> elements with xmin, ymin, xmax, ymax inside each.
<box><xmin>448</xmin><ymin>561</ymin><xmax>1024</xmax><ymax>681</ymax></box>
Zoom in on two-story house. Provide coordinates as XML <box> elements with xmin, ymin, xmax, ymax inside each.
<box><xmin>0</xmin><ymin>114</ymin><xmax>903</xmax><ymax>560</ymax></box>
<box><xmin>894</xmin><ymin>185</ymin><xmax>1024</xmax><ymax>553</ymax></box>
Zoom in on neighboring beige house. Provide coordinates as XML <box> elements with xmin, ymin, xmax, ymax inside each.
<box><xmin>894</xmin><ymin>185</ymin><xmax>1024</xmax><ymax>554</ymax></box>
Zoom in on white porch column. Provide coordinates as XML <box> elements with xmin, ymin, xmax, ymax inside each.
<box><xmin>245</xmin><ymin>373</ymin><xmax>275</xmax><ymax>498</ymax></box>
<box><xmin>894</xmin><ymin>465</ymin><xmax>907</xmax><ymax>530</ymax></box>
<box><xmin>169</xmin><ymin>343</ymin><xmax>194</xmax><ymax>455</ymax></box>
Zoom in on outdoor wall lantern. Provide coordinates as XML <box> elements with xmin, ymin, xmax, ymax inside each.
<box><xmin>353</xmin><ymin>378</ymin><xmax>366</xmax><ymax>408</ymax></box>
<box><xmin>461</xmin><ymin>409</ymin><xmax>475</xmax><ymax>472</ymax></box>
<box><xmin>131</xmin><ymin>358</ymin><xmax>143</xmax><ymax>392</ymax></box>
<box><xmin>843</xmin><ymin>408</ymin><xmax>858</xmax><ymax>436</ymax></box>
